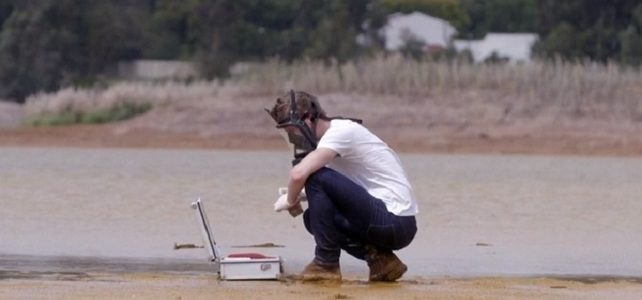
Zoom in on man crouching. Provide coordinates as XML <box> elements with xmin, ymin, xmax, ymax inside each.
<box><xmin>267</xmin><ymin>90</ymin><xmax>419</xmax><ymax>282</ymax></box>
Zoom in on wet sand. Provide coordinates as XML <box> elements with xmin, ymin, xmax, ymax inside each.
<box><xmin>2</xmin><ymin>254</ymin><xmax>642</xmax><ymax>299</ymax></box>
<box><xmin>2</xmin><ymin>253</ymin><xmax>642</xmax><ymax>299</ymax></box>
<box><xmin>2</xmin><ymin>270</ymin><xmax>642</xmax><ymax>300</ymax></box>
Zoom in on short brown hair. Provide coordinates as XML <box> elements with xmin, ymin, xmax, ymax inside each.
<box><xmin>268</xmin><ymin>91</ymin><xmax>327</xmax><ymax>124</ymax></box>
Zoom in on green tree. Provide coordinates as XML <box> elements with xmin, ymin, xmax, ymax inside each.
<box><xmin>535</xmin><ymin>0</ymin><xmax>641</xmax><ymax>63</ymax></box>
<box><xmin>0</xmin><ymin>0</ymin><xmax>146</xmax><ymax>102</ymax></box>
<box><xmin>84</xmin><ymin>1</ymin><xmax>145</xmax><ymax>74</ymax></box>
<box><xmin>459</xmin><ymin>0</ymin><xmax>537</xmax><ymax>39</ymax></box>
<box><xmin>190</xmin><ymin>0</ymin><xmax>386</xmax><ymax>78</ymax></box>
<box><xmin>0</xmin><ymin>0</ymin><xmax>84</xmax><ymax>102</ymax></box>
<box><xmin>619</xmin><ymin>4</ymin><xmax>642</xmax><ymax>66</ymax></box>
<box><xmin>301</xmin><ymin>0</ymin><xmax>370</xmax><ymax>62</ymax></box>
<box><xmin>143</xmin><ymin>0</ymin><xmax>197</xmax><ymax>59</ymax></box>
<box><xmin>533</xmin><ymin>22</ymin><xmax>584</xmax><ymax>61</ymax></box>
<box><xmin>187</xmin><ymin>0</ymin><xmax>258</xmax><ymax>77</ymax></box>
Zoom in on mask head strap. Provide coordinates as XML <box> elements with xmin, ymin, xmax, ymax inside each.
<box><xmin>275</xmin><ymin>90</ymin><xmax>303</xmax><ymax>128</ymax></box>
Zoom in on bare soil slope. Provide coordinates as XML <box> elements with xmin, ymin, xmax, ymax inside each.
<box><xmin>2</xmin><ymin>93</ymin><xmax>642</xmax><ymax>156</ymax></box>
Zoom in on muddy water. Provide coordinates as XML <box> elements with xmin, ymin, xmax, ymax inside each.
<box><xmin>1</xmin><ymin>147</ymin><xmax>641</xmax><ymax>278</ymax></box>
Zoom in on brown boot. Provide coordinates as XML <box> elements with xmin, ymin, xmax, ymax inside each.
<box><xmin>366</xmin><ymin>246</ymin><xmax>407</xmax><ymax>282</ymax></box>
<box><xmin>300</xmin><ymin>259</ymin><xmax>342</xmax><ymax>282</ymax></box>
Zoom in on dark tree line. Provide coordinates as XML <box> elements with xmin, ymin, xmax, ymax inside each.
<box><xmin>0</xmin><ymin>0</ymin><xmax>641</xmax><ymax>103</ymax></box>
<box><xmin>458</xmin><ymin>0</ymin><xmax>538</xmax><ymax>39</ymax></box>
<box><xmin>535</xmin><ymin>0</ymin><xmax>642</xmax><ymax>65</ymax></box>
<box><xmin>0</xmin><ymin>0</ymin><xmax>146</xmax><ymax>101</ymax></box>
<box><xmin>0</xmin><ymin>0</ymin><xmax>387</xmax><ymax>102</ymax></box>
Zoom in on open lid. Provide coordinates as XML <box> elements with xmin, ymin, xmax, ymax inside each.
<box><xmin>191</xmin><ymin>198</ymin><xmax>221</xmax><ymax>261</ymax></box>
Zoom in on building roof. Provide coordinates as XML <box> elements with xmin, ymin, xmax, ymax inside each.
<box><xmin>382</xmin><ymin>12</ymin><xmax>457</xmax><ymax>50</ymax></box>
<box><xmin>454</xmin><ymin>33</ymin><xmax>539</xmax><ymax>63</ymax></box>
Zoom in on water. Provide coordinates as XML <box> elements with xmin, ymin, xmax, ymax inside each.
<box><xmin>1</xmin><ymin>147</ymin><xmax>641</xmax><ymax>278</ymax></box>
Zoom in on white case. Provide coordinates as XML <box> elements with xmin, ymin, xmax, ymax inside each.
<box><xmin>191</xmin><ymin>198</ymin><xmax>282</xmax><ymax>280</ymax></box>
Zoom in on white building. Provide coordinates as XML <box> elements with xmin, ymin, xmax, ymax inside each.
<box><xmin>382</xmin><ymin>12</ymin><xmax>457</xmax><ymax>51</ymax></box>
<box><xmin>454</xmin><ymin>33</ymin><xmax>539</xmax><ymax>64</ymax></box>
<box><xmin>117</xmin><ymin>60</ymin><xmax>198</xmax><ymax>80</ymax></box>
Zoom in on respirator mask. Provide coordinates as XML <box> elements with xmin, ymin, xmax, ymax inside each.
<box><xmin>267</xmin><ymin>90</ymin><xmax>318</xmax><ymax>165</ymax></box>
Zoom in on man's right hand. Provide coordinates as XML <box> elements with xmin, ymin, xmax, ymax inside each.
<box><xmin>287</xmin><ymin>202</ymin><xmax>304</xmax><ymax>217</ymax></box>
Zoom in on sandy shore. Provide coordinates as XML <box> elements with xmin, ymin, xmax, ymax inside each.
<box><xmin>2</xmin><ymin>271</ymin><xmax>642</xmax><ymax>300</ymax></box>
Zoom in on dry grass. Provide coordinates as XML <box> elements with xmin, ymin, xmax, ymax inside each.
<box><xmin>234</xmin><ymin>56</ymin><xmax>642</xmax><ymax>121</ymax></box>
<box><xmin>24</xmin><ymin>81</ymin><xmax>222</xmax><ymax>118</ymax></box>
<box><xmin>23</xmin><ymin>56</ymin><xmax>642</xmax><ymax>128</ymax></box>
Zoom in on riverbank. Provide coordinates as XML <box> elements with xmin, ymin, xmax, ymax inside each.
<box><xmin>2</xmin><ymin>123</ymin><xmax>642</xmax><ymax>156</ymax></box>
<box><xmin>3</xmin><ymin>86</ymin><xmax>642</xmax><ymax>156</ymax></box>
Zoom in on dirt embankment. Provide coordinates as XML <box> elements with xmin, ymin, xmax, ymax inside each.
<box><xmin>2</xmin><ymin>93</ymin><xmax>642</xmax><ymax>156</ymax></box>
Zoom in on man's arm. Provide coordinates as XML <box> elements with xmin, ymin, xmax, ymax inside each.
<box><xmin>286</xmin><ymin>148</ymin><xmax>337</xmax><ymax>206</ymax></box>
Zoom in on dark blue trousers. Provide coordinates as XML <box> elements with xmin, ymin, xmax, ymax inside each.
<box><xmin>302</xmin><ymin>167</ymin><xmax>417</xmax><ymax>264</ymax></box>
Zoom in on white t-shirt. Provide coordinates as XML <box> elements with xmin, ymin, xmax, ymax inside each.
<box><xmin>317</xmin><ymin>119</ymin><xmax>419</xmax><ymax>216</ymax></box>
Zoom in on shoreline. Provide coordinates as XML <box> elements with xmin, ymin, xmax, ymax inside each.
<box><xmin>2</xmin><ymin>251</ymin><xmax>642</xmax><ymax>299</ymax></box>
<box><xmin>5</xmin><ymin>253</ymin><xmax>642</xmax><ymax>280</ymax></box>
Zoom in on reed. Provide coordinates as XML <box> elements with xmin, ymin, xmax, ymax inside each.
<box><xmin>24</xmin><ymin>56</ymin><xmax>642</xmax><ymax>125</ymax></box>
<box><xmin>24</xmin><ymin>81</ymin><xmax>222</xmax><ymax>125</ymax></box>
<box><xmin>234</xmin><ymin>56</ymin><xmax>642</xmax><ymax>122</ymax></box>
